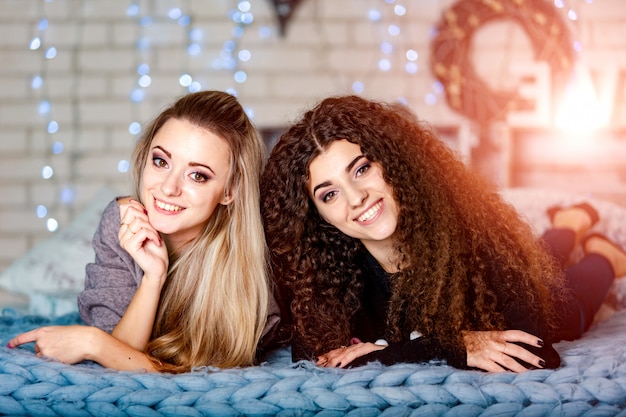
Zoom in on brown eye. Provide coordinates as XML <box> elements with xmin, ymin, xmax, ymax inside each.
<box><xmin>190</xmin><ymin>172</ymin><xmax>208</xmax><ymax>183</ymax></box>
<box><xmin>322</xmin><ymin>190</ymin><xmax>337</xmax><ymax>203</ymax></box>
<box><xmin>153</xmin><ymin>157</ymin><xmax>168</xmax><ymax>168</ymax></box>
<box><xmin>355</xmin><ymin>163</ymin><xmax>371</xmax><ymax>177</ymax></box>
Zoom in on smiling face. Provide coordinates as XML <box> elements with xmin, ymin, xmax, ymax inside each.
<box><xmin>141</xmin><ymin>117</ymin><xmax>232</xmax><ymax>250</ymax></box>
<box><xmin>307</xmin><ymin>139</ymin><xmax>399</xmax><ymax>259</ymax></box>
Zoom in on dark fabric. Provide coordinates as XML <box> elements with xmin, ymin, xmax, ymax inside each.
<box><xmin>294</xmin><ymin>227</ymin><xmax>615</xmax><ymax>370</ymax></box>
<box><xmin>350</xmin><ymin>250</ymin><xmax>559</xmax><ymax>370</ymax></box>
<box><xmin>542</xmin><ymin>229</ymin><xmax>615</xmax><ymax>340</ymax></box>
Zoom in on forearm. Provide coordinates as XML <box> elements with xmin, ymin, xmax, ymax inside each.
<box><xmin>349</xmin><ymin>337</ymin><xmax>467</xmax><ymax>368</ymax></box>
<box><xmin>87</xmin><ymin>327</ymin><xmax>157</xmax><ymax>372</ymax></box>
<box><xmin>112</xmin><ymin>275</ymin><xmax>164</xmax><ymax>350</ymax></box>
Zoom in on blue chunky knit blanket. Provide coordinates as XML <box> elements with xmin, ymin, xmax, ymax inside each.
<box><xmin>2</xmin><ymin>188</ymin><xmax>626</xmax><ymax>416</ymax></box>
<box><xmin>1</xmin><ymin>307</ymin><xmax>626</xmax><ymax>416</ymax></box>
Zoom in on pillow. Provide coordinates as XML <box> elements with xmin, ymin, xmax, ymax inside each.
<box><xmin>0</xmin><ymin>188</ymin><xmax>116</xmax><ymax>316</ymax></box>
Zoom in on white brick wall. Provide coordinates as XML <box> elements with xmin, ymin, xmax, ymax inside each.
<box><xmin>1</xmin><ymin>0</ymin><xmax>626</xmax><ymax>271</ymax></box>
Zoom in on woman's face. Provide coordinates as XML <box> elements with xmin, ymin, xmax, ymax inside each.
<box><xmin>307</xmin><ymin>139</ymin><xmax>399</xmax><ymax>252</ymax></box>
<box><xmin>141</xmin><ymin>118</ymin><xmax>232</xmax><ymax>247</ymax></box>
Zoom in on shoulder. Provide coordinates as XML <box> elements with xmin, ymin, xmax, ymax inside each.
<box><xmin>95</xmin><ymin>197</ymin><xmax>126</xmax><ymax>234</ymax></box>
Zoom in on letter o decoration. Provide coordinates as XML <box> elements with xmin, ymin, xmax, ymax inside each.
<box><xmin>430</xmin><ymin>0</ymin><xmax>575</xmax><ymax>124</ymax></box>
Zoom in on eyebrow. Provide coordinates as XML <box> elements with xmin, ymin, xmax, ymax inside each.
<box><xmin>152</xmin><ymin>145</ymin><xmax>216</xmax><ymax>175</ymax></box>
<box><xmin>312</xmin><ymin>154</ymin><xmax>365</xmax><ymax>195</ymax></box>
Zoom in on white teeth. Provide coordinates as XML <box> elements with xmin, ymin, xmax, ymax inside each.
<box><xmin>156</xmin><ymin>199</ymin><xmax>182</xmax><ymax>212</ymax></box>
<box><xmin>357</xmin><ymin>202</ymin><xmax>381</xmax><ymax>222</ymax></box>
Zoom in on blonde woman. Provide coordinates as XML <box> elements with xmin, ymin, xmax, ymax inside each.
<box><xmin>9</xmin><ymin>91</ymin><xmax>279</xmax><ymax>373</ymax></box>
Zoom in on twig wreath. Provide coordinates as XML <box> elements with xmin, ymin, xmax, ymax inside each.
<box><xmin>430</xmin><ymin>0</ymin><xmax>575</xmax><ymax>125</ymax></box>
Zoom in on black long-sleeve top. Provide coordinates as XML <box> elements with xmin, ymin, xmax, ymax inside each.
<box><xmin>292</xmin><ymin>251</ymin><xmax>561</xmax><ymax>370</ymax></box>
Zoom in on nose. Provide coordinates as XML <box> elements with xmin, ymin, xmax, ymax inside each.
<box><xmin>161</xmin><ymin>170</ymin><xmax>182</xmax><ymax>196</ymax></box>
<box><xmin>347</xmin><ymin>186</ymin><xmax>367</xmax><ymax>208</ymax></box>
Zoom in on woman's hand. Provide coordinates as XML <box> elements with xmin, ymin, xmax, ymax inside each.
<box><xmin>118</xmin><ymin>198</ymin><xmax>168</xmax><ymax>286</ymax></box>
<box><xmin>463</xmin><ymin>330</ymin><xmax>546</xmax><ymax>373</ymax></box>
<box><xmin>317</xmin><ymin>342</ymin><xmax>387</xmax><ymax>368</ymax></box>
<box><xmin>115</xmin><ymin>198</ymin><xmax>169</xmax><ymax>350</ymax></box>
<box><xmin>8</xmin><ymin>326</ymin><xmax>98</xmax><ymax>364</ymax></box>
<box><xmin>7</xmin><ymin>325</ymin><xmax>157</xmax><ymax>372</ymax></box>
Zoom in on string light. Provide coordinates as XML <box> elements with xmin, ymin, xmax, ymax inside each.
<box><xmin>25</xmin><ymin>0</ymin><xmax>594</xmax><ymax>234</ymax></box>
<box><xmin>29</xmin><ymin>0</ymin><xmax>61</xmax><ymax>232</ymax></box>
<box><xmin>120</xmin><ymin>1</ymin><xmax>263</xmax><ymax>176</ymax></box>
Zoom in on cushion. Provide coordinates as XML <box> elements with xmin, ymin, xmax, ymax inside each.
<box><xmin>0</xmin><ymin>188</ymin><xmax>115</xmax><ymax>316</ymax></box>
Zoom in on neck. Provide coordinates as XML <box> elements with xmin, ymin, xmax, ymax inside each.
<box><xmin>362</xmin><ymin>241</ymin><xmax>401</xmax><ymax>273</ymax></box>
<box><xmin>162</xmin><ymin>234</ymin><xmax>187</xmax><ymax>257</ymax></box>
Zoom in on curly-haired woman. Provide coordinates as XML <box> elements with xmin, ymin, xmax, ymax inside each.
<box><xmin>261</xmin><ymin>95</ymin><xmax>626</xmax><ymax>373</ymax></box>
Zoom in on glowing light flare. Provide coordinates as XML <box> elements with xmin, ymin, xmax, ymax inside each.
<box><xmin>30</xmin><ymin>37</ymin><xmax>41</xmax><ymax>50</ymax></box>
<box><xmin>47</xmin><ymin>120</ymin><xmax>59</xmax><ymax>134</ymax></box>
<box><xmin>238</xmin><ymin>1</ymin><xmax>251</xmax><ymax>12</ymax></box>
<box><xmin>36</xmin><ymin>205</ymin><xmax>48</xmax><ymax>218</ymax></box>
<box><xmin>179</xmin><ymin>73</ymin><xmax>192</xmax><ymax>87</ymax></box>
<box><xmin>31</xmin><ymin>75</ymin><xmax>43</xmax><ymax>89</ymax></box>
<box><xmin>60</xmin><ymin>187</ymin><xmax>75</xmax><ymax>204</ymax></box>
<box><xmin>234</xmin><ymin>70</ymin><xmax>247</xmax><ymax>83</ymax></box>
<box><xmin>188</xmin><ymin>81</ymin><xmax>202</xmax><ymax>92</ymax></box>
<box><xmin>126</xmin><ymin>4</ymin><xmax>139</xmax><ymax>17</ymax></box>
<box><xmin>394</xmin><ymin>5</ymin><xmax>406</xmax><ymax>16</ymax></box>
<box><xmin>238</xmin><ymin>49</ymin><xmax>251</xmax><ymax>62</ymax></box>
<box><xmin>138</xmin><ymin>74</ymin><xmax>151</xmax><ymax>87</ymax></box>
<box><xmin>368</xmin><ymin>9</ymin><xmax>382</xmax><ymax>22</ymax></box>
<box><xmin>46</xmin><ymin>218</ymin><xmax>59</xmax><ymax>232</ymax></box>
<box><xmin>45</xmin><ymin>47</ymin><xmax>57</xmax><ymax>59</ymax></box>
<box><xmin>555</xmin><ymin>64</ymin><xmax>608</xmax><ymax>134</ymax></box>
<box><xmin>259</xmin><ymin>26</ymin><xmax>271</xmax><ymax>38</ymax></box>
<box><xmin>352</xmin><ymin>81</ymin><xmax>365</xmax><ymax>94</ymax></box>
<box><xmin>42</xmin><ymin>165</ymin><xmax>54</xmax><ymax>179</ymax></box>
<box><xmin>118</xmin><ymin>160</ymin><xmax>130</xmax><ymax>173</ymax></box>
<box><xmin>51</xmin><ymin>141</ymin><xmax>63</xmax><ymax>154</ymax></box>
<box><xmin>128</xmin><ymin>121</ymin><xmax>141</xmax><ymax>135</ymax></box>
<box><xmin>38</xmin><ymin>100</ymin><xmax>51</xmax><ymax>114</ymax></box>
<box><xmin>137</xmin><ymin>63</ymin><xmax>150</xmax><ymax>75</ymax></box>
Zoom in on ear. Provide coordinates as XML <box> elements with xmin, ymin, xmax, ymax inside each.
<box><xmin>220</xmin><ymin>190</ymin><xmax>234</xmax><ymax>206</ymax></box>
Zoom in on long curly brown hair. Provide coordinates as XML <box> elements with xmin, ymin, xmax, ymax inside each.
<box><xmin>261</xmin><ymin>95</ymin><xmax>564</xmax><ymax>358</ymax></box>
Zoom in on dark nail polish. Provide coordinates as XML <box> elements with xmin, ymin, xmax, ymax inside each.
<box><xmin>336</xmin><ymin>362</ymin><xmax>342</xmax><ymax>368</ymax></box>
<box><xmin>539</xmin><ymin>360</ymin><xmax>546</xmax><ymax>368</ymax></box>
<box><xmin>537</xmin><ymin>339</ymin><xmax>544</xmax><ymax>347</ymax></box>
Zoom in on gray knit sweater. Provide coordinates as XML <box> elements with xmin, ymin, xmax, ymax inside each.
<box><xmin>77</xmin><ymin>198</ymin><xmax>280</xmax><ymax>348</ymax></box>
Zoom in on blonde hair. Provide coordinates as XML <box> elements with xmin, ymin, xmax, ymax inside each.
<box><xmin>131</xmin><ymin>91</ymin><xmax>269</xmax><ymax>372</ymax></box>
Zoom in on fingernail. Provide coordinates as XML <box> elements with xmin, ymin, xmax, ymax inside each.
<box><xmin>351</xmin><ymin>337</ymin><xmax>362</xmax><ymax>345</ymax></box>
<box><xmin>6</xmin><ymin>342</ymin><xmax>12</xmax><ymax>349</ymax></box>
<box><xmin>336</xmin><ymin>363</ymin><xmax>342</xmax><ymax>368</ymax></box>
<box><xmin>537</xmin><ymin>339</ymin><xmax>544</xmax><ymax>347</ymax></box>
<box><xmin>143</xmin><ymin>208</ymin><xmax>148</xmax><ymax>215</ymax></box>
<box><xmin>539</xmin><ymin>360</ymin><xmax>546</xmax><ymax>368</ymax></box>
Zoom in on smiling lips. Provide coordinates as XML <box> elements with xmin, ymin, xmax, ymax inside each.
<box><xmin>356</xmin><ymin>200</ymin><xmax>382</xmax><ymax>223</ymax></box>
<box><xmin>155</xmin><ymin>198</ymin><xmax>184</xmax><ymax>212</ymax></box>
